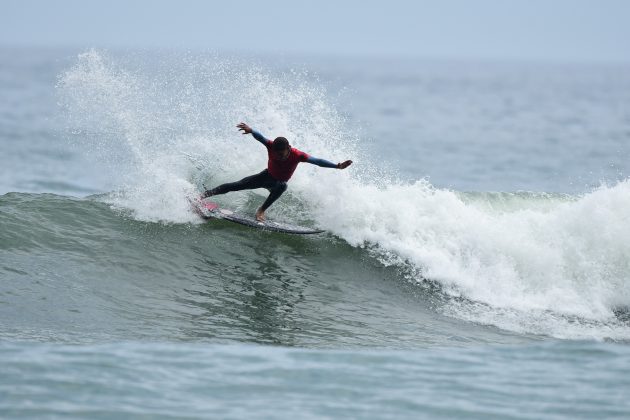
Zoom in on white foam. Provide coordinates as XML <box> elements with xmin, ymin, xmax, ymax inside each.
<box><xmin>58</xmin><ymin>50</ymin><xmax>630</xmax><ymax>340</ymax></box>
<box><xmin>305</xmin><ymin>175</ymin><xmax>630</xmax><ymax>339</ymax></box>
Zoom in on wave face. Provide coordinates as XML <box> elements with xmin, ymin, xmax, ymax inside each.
<box><xmin>47</xmin><ymin>50</ymin><xmax>630</xmax><ymax>341</ymax></box>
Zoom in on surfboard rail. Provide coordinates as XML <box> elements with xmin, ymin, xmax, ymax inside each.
<box><xmin>189</xmin><ymin>198</ymin><xmax>325</xmax><ymax>235</ymax></box>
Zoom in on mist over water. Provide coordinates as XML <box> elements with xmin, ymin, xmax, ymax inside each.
<box><xmin>52</xmin><ymin>50</ymin><xmax>630</xmax><ymax>341</ymax></box>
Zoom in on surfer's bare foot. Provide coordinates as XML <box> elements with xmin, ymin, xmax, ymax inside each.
<box><xmin>255</xmin><ymin>208</ymin><xmax>266</xmax><ymax>222</ymax></box>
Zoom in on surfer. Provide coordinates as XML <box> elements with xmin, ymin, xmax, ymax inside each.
<box><xmin>201</xmin><ymin>122</ymin><xmax>352</xmax><ymax>221</ymax></box>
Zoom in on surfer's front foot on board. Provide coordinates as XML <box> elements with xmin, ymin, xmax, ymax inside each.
<box><xmin>255</xmin><ymin>208</ymin><xmax>266</xmax><ymax>222</ymax></box>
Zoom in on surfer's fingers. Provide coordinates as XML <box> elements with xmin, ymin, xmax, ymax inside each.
<box><xmin>236</xmin><ymin>123</ymin><xmax>251</xmax><ymax>134</ymax></box>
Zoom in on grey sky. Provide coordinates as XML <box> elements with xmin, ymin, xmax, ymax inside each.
<box><xmin>2</xmin><ymin>0</ymin><xmax>629</xmax><ymax>62</ymax></box>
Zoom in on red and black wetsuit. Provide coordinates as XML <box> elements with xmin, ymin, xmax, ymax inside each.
<box><xmin>204</xmin><ymin>129</ymin><xmax>338</xmax><ymax>211</ymax></box>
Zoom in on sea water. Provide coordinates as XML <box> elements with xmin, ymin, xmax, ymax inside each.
<box><xmin>1</xmin><ymin>47</ymin><xmax>630</xmax><ymax>418</ymax></box>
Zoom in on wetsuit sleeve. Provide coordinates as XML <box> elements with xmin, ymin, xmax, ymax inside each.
<box><xmin>251</xmin><ymin>130</ymin><xmax>272</xmax><ymax>146</ymax></box>
<box><xmin>306</xmin><ymin>156</ymin><xmax>337</xmax><ymax>168</ymax></box>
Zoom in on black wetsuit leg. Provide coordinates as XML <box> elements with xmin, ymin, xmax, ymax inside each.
<box><xmin>204</xmin><ymin>169</ymin><xmax>269</xmax><ymax>196</ymax></box>
<box><xmin>259</xmin><ymin>181</ymin><xmax>288</xmax><ymax>211</ymax></box>
<box><xmin>203</xmin><ymin>169</ymin><xmax>288</xmax><ymax>211</ymax></box>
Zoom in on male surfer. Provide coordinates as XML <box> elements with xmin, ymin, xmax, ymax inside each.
<box><xmin>201</xmin><ymin>122</ymin><xmax>352</xmax><ymax>221</ymax></box>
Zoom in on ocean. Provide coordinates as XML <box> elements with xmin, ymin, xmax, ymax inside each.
<box><xmin>1</xmin><ymin>47</ymin><xmax>630</xmax><ymax>418</ymax></box>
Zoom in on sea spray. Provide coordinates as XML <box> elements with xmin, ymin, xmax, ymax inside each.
<box><xmin>57</xmin><ymin>49</ymin><xmax>362</xmax><ymax>223</ymax></box>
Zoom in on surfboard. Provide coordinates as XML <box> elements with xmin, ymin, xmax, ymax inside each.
<box><xmin>190</xmin><ymin>198</ymin><xmax>325</xmax><ymax>235</ymax></box>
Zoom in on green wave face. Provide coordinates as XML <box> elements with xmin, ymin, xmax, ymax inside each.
<box><xmin>2</xmin><ymin>191</ymin><xmax>630</xmax><ymax>345</ymax></box>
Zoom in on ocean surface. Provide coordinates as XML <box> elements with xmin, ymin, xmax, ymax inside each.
<box><xmin>1</xmin><ymin>47</ymin><xmax>630</xmax><ymax>418</ymax></box>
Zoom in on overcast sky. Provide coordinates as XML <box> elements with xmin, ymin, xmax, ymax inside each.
<box><xmin>2</xmin><ymin>0</ymin><xmax>629</xmax><ymax>62</ymax></box>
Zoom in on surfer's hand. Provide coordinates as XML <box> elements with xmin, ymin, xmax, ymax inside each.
<box><xmin>237</xmin><ymin>122</ymin><xmax>252</xmax><ymax>135</ymax></box>
<box><xmin>337</xmin><ymin>160</ymin><xmax>352</xmax><ymax>169</ymax></box>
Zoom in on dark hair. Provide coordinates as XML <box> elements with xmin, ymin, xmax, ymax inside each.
<box><xmin>272</xmin><ymin>137</ymin><xmax>290</xmax><ymax>151</ymax></box>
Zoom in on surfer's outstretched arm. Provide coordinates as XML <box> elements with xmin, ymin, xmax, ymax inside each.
<box><xmin>306</xmin><ymin>156</ymin><xmax>353</xmax><ymax>169</ymax></box>
<box><xmin>237</xmin><ymin>122</ymin><xmax>271</xmax><ymax>146</ymax></box>
<box><xmin>251</xmin><ymin>130</ymin><xmax>271</xmax><ymax>146</ymax></box>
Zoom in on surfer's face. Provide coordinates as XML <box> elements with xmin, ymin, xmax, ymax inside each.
<box><xmin>274</xmin><ymin>148</ymin><xmax>290</xmax><ymax>161</ymax></box>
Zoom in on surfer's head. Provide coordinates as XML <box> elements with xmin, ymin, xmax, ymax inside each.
<box><xmin>272</xmin><ymin>137</ymin><xmax>290</xmax><ymax>160</ymax></box>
